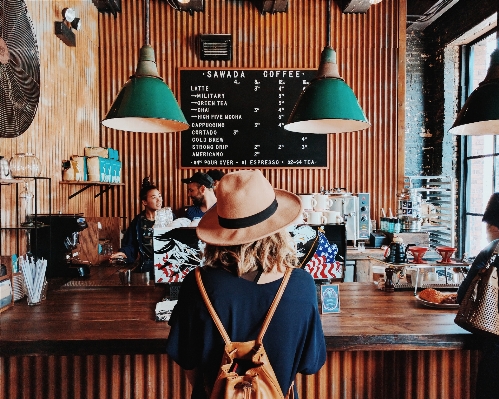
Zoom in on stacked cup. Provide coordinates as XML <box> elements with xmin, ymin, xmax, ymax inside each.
<box><xmin>299</xmin><ymin>193</ymin><xmax>342</xmax><ymax>225</ymax></box>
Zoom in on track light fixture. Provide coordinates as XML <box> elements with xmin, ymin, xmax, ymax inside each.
<box><xmin>55</xmin><ymin>8</ymin><xmax>82</xmax><ymax>47</ymax></box>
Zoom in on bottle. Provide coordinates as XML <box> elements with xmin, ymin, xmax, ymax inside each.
<box><xmin>394</xmin><ymin>218</ymin><xmax>401</xmax><ymax>233</ymax></box>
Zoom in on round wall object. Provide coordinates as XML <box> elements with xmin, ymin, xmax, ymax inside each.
<box><xmin>0</xmin><ymin>0</ymin><xmax>40</xmax><ymax>138</ymax></box>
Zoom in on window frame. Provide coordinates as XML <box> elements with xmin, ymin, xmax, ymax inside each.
<box><xmin>459</xmin><ymin>28</ymin><xmax>499</xmax><ymax>256</ymax></box>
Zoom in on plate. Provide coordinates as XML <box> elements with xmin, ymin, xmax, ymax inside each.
<box><xmin>415</xmin><ymin>295</ymin><xmax>459</xmax><ymax>309</ymax></box>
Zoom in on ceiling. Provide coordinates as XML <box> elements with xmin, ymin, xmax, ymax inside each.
<box><xmin>406</xmin><ymin>0</ymin><xmax>459</xmax><ymax>31</ymax></box>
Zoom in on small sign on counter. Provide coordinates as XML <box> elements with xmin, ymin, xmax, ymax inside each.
<box><xmin>320</xmin><ymin>284</ymin><xmax>340</xmax><ymax>314</ymax></box>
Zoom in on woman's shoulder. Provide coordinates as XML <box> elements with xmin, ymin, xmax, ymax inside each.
<box><xmin>289</xmin><ymin>267</ymin><xmax>315</xmax><ymax>283</ymax></box>
<box><xmin>474</xmin><ymin>239</ymin><xmax>499</xmax><ymax>266</ymax></box>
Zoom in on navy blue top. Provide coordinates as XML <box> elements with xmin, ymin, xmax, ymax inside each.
<box><xmin>166</xmin><ymin>267</ymin><xmax>326</xmax><ymax>399</ymax></box>
<box><xmin>119</xmin><ymin>212</ymin><xmax>154</xmax><ymax>264</ymax></box>
<box><xmin>185</xmin><ymin>206</ymin><xmax>206</xmax><ymax>221</ymax></box>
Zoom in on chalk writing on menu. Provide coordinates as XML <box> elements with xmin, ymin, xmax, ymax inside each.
<box><xmin>180</xmin><ymin>69</ymin><xmax>328</xmax><ymax>168</ymax></box>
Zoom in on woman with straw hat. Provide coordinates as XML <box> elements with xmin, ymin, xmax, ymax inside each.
<box><xmin>166</xmin><ymin>169</ymin><xmax>326</xmax><ymax>399</ymax></box>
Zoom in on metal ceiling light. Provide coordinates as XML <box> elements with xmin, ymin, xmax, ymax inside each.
<box><xmin>284</xmin><ymin>0</ymin><xmax>370</xmax><ymax>134</ymax></box>
<box><xmin>449</xmin><ymin>4</ymin><xmax>499</xmax><ymax>136</ymax></box>
<box><xmin>102</xmin><ymin>0</ymin><xmax>189</xmax><ymax>133</ymax></box>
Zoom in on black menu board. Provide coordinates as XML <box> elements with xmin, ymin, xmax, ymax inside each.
<box><xmin>180</xmin><ymin>69</ymin><xmax>328</xmax><ymax>168</ymax></box>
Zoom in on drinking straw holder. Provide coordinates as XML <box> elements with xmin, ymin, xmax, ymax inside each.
<box><xmin>19</xmin><ymin>256</ymin><xmax>47</xmax><ymax>306</ymax></box>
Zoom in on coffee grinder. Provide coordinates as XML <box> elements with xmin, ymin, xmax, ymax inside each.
<box><xmin>32</xmin><ymin>214</ymin><xmax>89</xmax><ymax>277</ymax></box>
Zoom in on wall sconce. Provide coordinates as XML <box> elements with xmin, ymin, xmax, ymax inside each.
<box><xmin>168</xmin><ymin>0</ymin><xmax>204</xmax><ymax>14</ymax></box>
<box><xmin>55</xmin><ymin>8</ymin><xmax>81</xmax><ymax>47</ymax></box>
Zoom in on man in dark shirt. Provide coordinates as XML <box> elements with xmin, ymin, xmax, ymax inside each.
<box><xmin>182</xmin><ymin>172</ymin><xmax>217</xmax><ymax>221</ymax></box>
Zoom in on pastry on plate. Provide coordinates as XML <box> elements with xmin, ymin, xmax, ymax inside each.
<box><xmin>419</xmin><ymin>288</ymin><xmax>457</xmax><ymax>304</ymax></box>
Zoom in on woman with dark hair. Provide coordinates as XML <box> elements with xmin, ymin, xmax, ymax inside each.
<box><xmin>110</xmin><ymin>177</ymin><xmax>163</xmax><ymax>274</ymax></box>
<box><xmin>166</xmin><ymin>170</ymin><xmax>326</xmax><ymax>398</ymax></box>
<box><xmin>457</xmin><ymin>192</ymin><xmax>499</xmax><ymax>399</ymax></box>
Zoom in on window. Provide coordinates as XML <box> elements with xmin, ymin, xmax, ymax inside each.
<box><xmin>461</xmin><ymin>30</ymin><xmax>499</xmax><ymax>256</ymax></box>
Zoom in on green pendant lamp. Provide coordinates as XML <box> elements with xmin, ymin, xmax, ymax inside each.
<box><xmin>284</xmin><ymin>0</ymin><xmax>370</xmax><ymax>134</ymax></box>
<box><xmin>102</xmin><ymin>0</ymin><xmax>189</xmax><ymax>133</ymax></box>
<box><xmin>450</xmin><ymin>4</ymin><xmax>499</xmax><ymax>136</ymax></box>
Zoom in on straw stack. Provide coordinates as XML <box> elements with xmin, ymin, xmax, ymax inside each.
<box><xmin>19</xmin><ymin>255</ymin><xmax>47</xmax><ymax>304</ymax></box>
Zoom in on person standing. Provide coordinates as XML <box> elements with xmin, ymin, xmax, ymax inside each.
<box><xmin>457</xmin><ymin>192</ymin><xmax>499</xmax><ymax>399</ymax></box>
<box><xmin>167</xmin><ymin>170</ymin><xmax>326</xmax><ymax>398</ymax></box>
<box><xmin>110</xmin><ymin>177</ymin><xmax>163</xmax><ymax>275</ymax></box>
<box><xmin>206</xmin><ymin>169</ymin><xmax>225</xmax><ymax>192</ymax></box>
<box><xmin>182</xmin><ymin>172</ymin><xmax>217</xmax><ymax>221</ymax></box>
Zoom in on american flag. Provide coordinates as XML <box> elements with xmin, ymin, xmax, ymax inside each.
<box><xmin>304</xmin><ymin>231</ymin><xmax>342</xmax><ymax>279</ymax></box>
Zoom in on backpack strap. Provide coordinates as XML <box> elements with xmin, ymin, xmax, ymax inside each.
<box><xmin>195</xmin><ymin>267</ymin><xmax>292</xmax><ymax>346</ymax></box>
<box><xmin>256</xmin><ymin>269</ymin><xmax>292</xmax><ymax>344</ymax></box>
<box><xmin>196</xmin><ymin>267</ymin><xmax>232</xmax><ymax>344</ymax></box>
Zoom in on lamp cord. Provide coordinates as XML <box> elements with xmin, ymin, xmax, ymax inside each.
<box><xmin>326</xmin><ymin>0</ymin><xmax>331</xmax><ymax>47</ymax></box>
<box><xmin>145</xmin><ymin>0</ymin><xmax>150</xmax><ymax>46</ymax></box>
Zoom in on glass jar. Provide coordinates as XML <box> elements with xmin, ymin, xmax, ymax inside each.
<box><xmin>19</xmin><ymin>183</ymin><xmax>34</xmax><ymax>226</ymax></box>
<box><xmin>9</xmin><ymin>153</ymin><xmax>41</xmax><ymax>179</ymax></box>
<box><xmin>155</xmin><ymin>207</ymin><xmax>174</xmax><ymax>228</ymax></box>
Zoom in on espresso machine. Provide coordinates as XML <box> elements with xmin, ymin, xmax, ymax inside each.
<box><xmin>326</xmin><ymin>189</ymin><xmax>371</xmax><ymax>244</ymax></box>
<box><xmin>32</xmin><ymin>214</ymin><xmax>89</xmax><ymax>277</ymax></box>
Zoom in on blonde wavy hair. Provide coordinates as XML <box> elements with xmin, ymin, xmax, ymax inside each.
<box><xmin>202</xmin><ymin>229</ymin><xmax>298</xmax><ymax>275</ymax></box>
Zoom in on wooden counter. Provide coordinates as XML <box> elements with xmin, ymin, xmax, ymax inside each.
<box><xmin>0</xmin><ymin>281</ymin><xmax>481</xmax><ymax>399</ymax></box>
<box><xmin>346</xmin><ymin>247</ymin><xmax>386</xmax><ymax>282</ymax></box>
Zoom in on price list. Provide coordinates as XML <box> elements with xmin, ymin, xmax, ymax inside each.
<box><xmin>180</xmin><ymin>69</ymin><xmax>328</xmax><ymax>168</ymax></box>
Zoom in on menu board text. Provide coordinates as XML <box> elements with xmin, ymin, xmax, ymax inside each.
<box><xmin>180</xmin><ymin>69</ymin><xmax>328</xmax><ymax>168</ymax></box>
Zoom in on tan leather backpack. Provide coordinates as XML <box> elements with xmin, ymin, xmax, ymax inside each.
<box><xmin>195</xmin><ymin>267</ymin><xmax>294</xmax><ymax>399</ymax></box>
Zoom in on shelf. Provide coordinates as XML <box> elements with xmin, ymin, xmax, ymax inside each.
<box><xmin>0</xmin><ymin>224</ymin><xmax>50</xmax><ymax>230</ymax></box>
<box><xmin>60</xmin><ymin>181</ymin><xmax>124</xmax><ymax>199</ymax></box>
<box><xmin>0</xmin><ymin>179</ymin><xmax>23</xmax><ymax>185</ymax></box>
<box><xmin>0</xmin><ymin>177</ymin><xmax>52</xmax><ymax>263</ymax></box>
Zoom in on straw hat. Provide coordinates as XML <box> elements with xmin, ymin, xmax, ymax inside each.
<box><xmin>483</xmin><ymin>192</ymin><xmax>499</xmax><ymax>229</ymax></box>
<box><xmin>196</xmin><ymin>170</ymin><xmax>302</xmax><ymax>246</ymax></box>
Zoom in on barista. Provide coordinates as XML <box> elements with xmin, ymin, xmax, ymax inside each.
<box><xmin>182</xmin><ymin>172</ymin><xmax>217</xmax><ymax>221</ymax></box>
<box><xmin>110</xmin><ymin>177</ymin><xmax>163</xmax><ymax>274</ymax></box>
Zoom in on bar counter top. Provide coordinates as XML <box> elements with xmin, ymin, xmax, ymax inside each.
<box><xmin>0</xmin><ymin>277</ymin><xmax>476</xmax><ymax>356</ymax></box>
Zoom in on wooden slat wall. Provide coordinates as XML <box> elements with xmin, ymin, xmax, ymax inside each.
<box><xmin>99</xmin><ymin>0</ymin><xmax>405</xmax><ymax>227</ymax></box>
<box><xmin>0</xmin><ymin>1</ymin><xmax>101</xmax><ymax>256</ymax></box>
<box><xmin>0</xmin><ymin>350</ymin><xmax>479</xmax><ymax>399</ymax></box>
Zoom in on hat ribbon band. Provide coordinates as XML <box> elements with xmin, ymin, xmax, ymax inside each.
<box><xmin>218</xmin><ymin>198</ymin><xmax>278</xmax><ymax>229</ymax></box>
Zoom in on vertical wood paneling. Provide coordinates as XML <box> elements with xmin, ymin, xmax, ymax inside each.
<box><xmin>1</xmin><ymin>350</ymin><xmax>479</xmax><ymax>399</ymax></box>
<box><xmin>100</xmin><ymin>0</ymin><xmax>405</xmax><ymax>228</ymax></box>
<box><xmin>0</xmin><ymin>1</ymin><xmax>100</xmax><ymax>256</ymax></box>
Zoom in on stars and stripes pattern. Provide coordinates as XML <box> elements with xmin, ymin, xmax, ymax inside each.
<box><xmin>304</xmin><ymin>232</ymin><xmax>343</xmax><ymax>279</ymax></box>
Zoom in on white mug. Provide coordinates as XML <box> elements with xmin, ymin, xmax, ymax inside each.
<box><xmin>314</xmin><ymin>194</ymin><xmax>333</xmax><ymax>210</ymax></box>
<box><xmin>303</xmin><ymin>211</ymin><xmax>326</xmax><ymax>225</ymax></box>
<box><xmin>298</xmin><ymin>194</ymin><xmax>317</xmax><ymax>211</ymax></box>
<box><xmin>322</xmin><ymin>210</ymin><xmax>342</xmax><ymax>224</ymax></box>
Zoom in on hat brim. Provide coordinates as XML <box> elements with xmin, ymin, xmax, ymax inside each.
<box><xmin>196</xmin><ymin>189</ymin><xmax>303</xmax><ymax>246</ymax></box>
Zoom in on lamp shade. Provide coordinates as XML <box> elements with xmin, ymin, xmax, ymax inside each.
<box><xmin>102</xmin><ymin>45</ymin><xmax>189</xmax><ymax>133</ymax></box>
<box><xmin>285</xmin><ymin>47</ymin><xmax>370</xmax><ymax>134</ymax></box>
<box><xmin>450</xmin><ymin>49</ymin><xmax>499</xmax><ymax>136</ymax></box>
